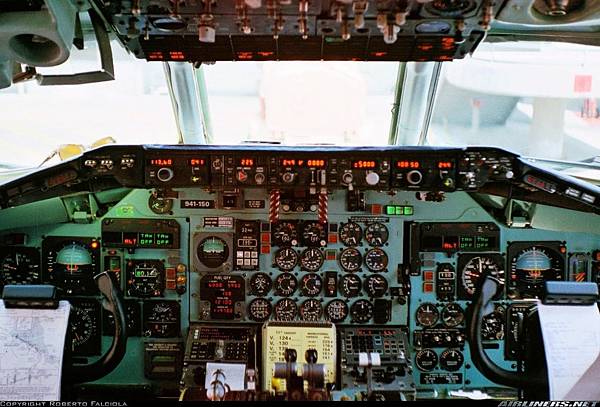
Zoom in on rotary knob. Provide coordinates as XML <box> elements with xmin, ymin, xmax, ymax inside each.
<box><xmin>282</xmin><ymin>172</ymin><xmax>295</xmax><ymax>184</ymax></box>
<box><xmin>342</xmin><ymin>172</ymin><xmax>354</xmax><ymax>184</ymax></box>
<box><xmin>365</xmin><ymin>171</ymin><xmax>380</xmax><ymax>186</ymax></box>
<box><xmin>156</xmin><ymin>167</ymin><xmax>174</xmax><ymax>182</ymax></box>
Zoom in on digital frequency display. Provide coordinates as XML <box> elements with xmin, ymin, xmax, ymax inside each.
<box><xmin>148</xmin><ymin>158</ymin><xmax>173</xmax><ymax>166</ymax></box>
<box><xmin>396</xmin><ymin>160</ymin><xmax>421</xmax><ymax>169</ymax></box>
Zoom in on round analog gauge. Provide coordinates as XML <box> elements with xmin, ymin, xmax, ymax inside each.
<box><xmin>197</xmin><ymin>236</ymin><xmax>229</xmax><ymax>269</ymax></box>
<box><xmin>364</xmin><ymin>274</ymin><xmax>388</xmax><ymax>297</ymax></box>
<box><xmin>300</xmin><ymin>273</ymin><xmax>322</xmax><ymax>296</ymax></box>
<box><xmin>274</xmin><ymin>298</ymin><xmax>297</xmax><ymax>321</ymax></box>
<box><xmin>365</xmin><ymin>248</ymin><xmax>389</xmax><ymax>272</ymax></box>
<box><xmin>148</xmin><ymin>194</ymin><xmax>173</xmax><ymax>215</ymax></box>
<box><xmin>482</xmin><ymin>310</ymin><xmax>505</xmax><ymax>341</ymax></box>
<box><xmin>70</xmin><ymin>306</ymin><xmax>96</xmax><ymax>348</ymax></box>
<box><xmin>274</xmin><ymin>247</ymin><xmax>298</xmax><ymax>271</ymax></box>
<box><xmin>248</xmin><ymin>298</ymin><xmax>272</xmax><ymax>322</ymax></box>
<box><xmin>325</xmin><ymin>299</ymin><xmax>349</xmax><ymax>323</ymax></box>
<box><xmin>350</xmin><ymin>299</ymin><xmax>373</xmax><ymax>323</ymax></box>
<box><xmin>127</xmin><ymin>260</ymin><xmax>165</xmax><ymax>297</ymax></box>
<box><xmin>300</xmin><ymin>248</ymin><xmax>324</xmax><ymax>272</ymax></box>
<box><xmin>144</xmin><ymin>301</ymin><xmax>180</xmax><ymax>337</ymax></box>
<box><xmin>339</xmin><ymin>222</ymin><xmax>362</xmax><ymax>246</ymax></box>
<box><xmin>0</xmin><ymin>249</ymin><xmax>40</xmax><ymax>286</ymax></box>
<box><xmin>439</xmin><ymin>349</ymin><xmax>464</xmax><ymax>372</ymax></box>
<box><xmin>339</xmin><ymin>248</ymin><xmax>362</xmax><ymax>272</ymax></box>
<box><xmin>415</xmin><ymin>349</ymin><xmax>438</xmax><ymax>372</ymax></box>
<box><xmin>274</xmin><ymin>273</ymin><xmax>297</xmax><ymax>296</ymax></box>
<box><xmin>249</xmin><ymin>272</ymin><xmax>272</xmax><ymax>296</ymax></box>
<box><xmin>461</xmin><ymin>255</ymin><xmax>505</xmax><ymax>297</ymax></box>
<box><xmin>301</xmin><ymin>221</ymin><xmax>327</xmax><ymax>247</ymax></box>
<box><xmin>272</xmin><ymin>222</ymin><xmax>298</xmax><ymax>247</ymax></box>
<box><xmin>364</xmin><ymin>223</ymin><xmax>389</xmax><ymax>246</ymax></box>
<box><xmin>416</xmin><ymin>303</ymin><xmax>440</xmax><ymax>327</ymax></box>
<box><xmin>441</xmin><ymin>303</ymin><xmax>465</xmax><ymax>328</ymax></box>
<box><xmin>299</xmin><ymin>299</ymin><xmax>323</xmax><ymax>321</ymax></box>
<box><xmin>339</xmin><ymin>274</ymin><xmax>362</xmax><ymax>297</ymax></box>
<box><xmin>510</xmin><ymin>245</ymin><xmax>564</xmax><ymax>298</ymax></box>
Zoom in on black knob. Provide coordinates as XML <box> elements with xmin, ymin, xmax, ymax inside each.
<box><xmin>285</xmin><ymin>348</ymin><xmax>297</xmax><ymax>363</ymax></box>
<box><xmin>305</xmin><ymin>348</ymin><xmax>318</xmax><ymax>364</ymax></box>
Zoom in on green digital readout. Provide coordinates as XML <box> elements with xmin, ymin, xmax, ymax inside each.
<box><xmin>138</xmin><ymin>233</ymin><xmax>173</xmax><ymax>247</ymax></box>
<box><xmin>459</xmin><ymin>236</ymin><xmax>493</xmax><ymax>250</ymax></box>
<box><xmin>385</xmin><ymin>205</ymin><xmax>414</xmax><ymax>216</ymax></box>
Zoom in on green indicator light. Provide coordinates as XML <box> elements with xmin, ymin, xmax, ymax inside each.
<box><xmin>404</xmin><ymin>206</ymin><xmax>414</xmax><ymax>215</ymax></box>
<box><xmin>395</xmin><ymin>206</ymin><xmax>403</xmax><ymax>215</ymax></box>
<box><xmin>386</xmin><ymin>206</ymin><xmax>395</xmax><ymax>215</ymax></box>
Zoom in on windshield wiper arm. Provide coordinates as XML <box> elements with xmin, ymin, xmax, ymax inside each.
<box><xmin>523</xmin><ymin>156</ymin><xmax>600</xmax><ymax>171</ymax></box>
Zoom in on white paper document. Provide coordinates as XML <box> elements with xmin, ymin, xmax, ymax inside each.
<box><xmin>537</xmin><ymin>303</ymin><xmax>600</xmax><ymax>400</ymax></box>
<box><xmin>205</xmin><ymin>362</ymin><xmax>246</xmax><ymax>399</ymax></box>
<box><xmin>0</xmin><ymin>300</ymin><xmax>71</xmax><ymax>401</ymax></box>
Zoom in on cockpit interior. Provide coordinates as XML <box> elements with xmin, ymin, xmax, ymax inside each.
<box><xmin>0</xmin><ymin>0</ymin><xmax>600</xmax><ymax>403</ymax></box>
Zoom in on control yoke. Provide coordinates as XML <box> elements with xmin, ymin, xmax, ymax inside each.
<box><xmin>66</xmin><ymin>271</ymin><xmax>127</xmax><ymax>383</ymax></box>
<box><xmin>467</xmin><ymin>273</ymin><xmax>545</xmax><ymax>389</ymax></box>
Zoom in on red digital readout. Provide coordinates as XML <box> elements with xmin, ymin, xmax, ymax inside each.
<box><xmin>281</xmin><ymin>159</ymin><xmax>297</xmax><ymax>166</ymax></box>
<box><xmin>150</xmin><ymin>158</ymin><xmax>173</xmax><ymax>166</ymax></box>
<box><xmin>352</xmin><ymin>160</ymin><xmax>377</xmax><ymax>169</ymax></box>
<box><xmin>307</xmin><ymin>159</ymin><xmax>325</xmax><ymax>167</ymax></box>
<box><xmin>280</xmin><ymin>159</ymin><xmax>325</xmax><ymax>167</ymax></box>
<box><xmin>189</xmin><ymin>158</ymin><xmax>206</xmax><ymax>166</ymax></box>
<box><xmin>239</xmin><ymin>158</ymin><xmax>255</xmax><ymax>167</ymax></box>
<box><xmin>396</xmin><ymin>160</ymin><xmax>420</xmax><ymax>169</ymax></box>
<box><xmin>438</xmin><ymin>161</ymin><xmax>453</xmax><ymax>169</ymax></box>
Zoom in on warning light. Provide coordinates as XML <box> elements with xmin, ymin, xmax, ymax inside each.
<box><xmin>90</xmin><ymin>241</ymin><xmax>100</xmax><ymax>250</ymax></box>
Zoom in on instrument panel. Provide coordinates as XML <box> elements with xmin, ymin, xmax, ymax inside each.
<box><xmin>0</xmin><ymin>145</ymin><xmax>599</xmax><ymax>399</ymax></box>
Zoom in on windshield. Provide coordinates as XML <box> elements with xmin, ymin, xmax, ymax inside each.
<box><xmin>429</xmin><ymin>41</ymin><xmax>600</xmax><ymax>167</ymax></box>
<box><xmin>3</xmin><ymin>38</ymin><xmax>600</xmax><ymax>174</ymax></box>
<box><xmin>201</xmin><ymin>61</ymin><xmax>399</xmax><ymax>146</ymax></box>
<box><xmin>0</xmin><ymin>41</ymin><xmax>176</xmax><ymax>168</ymax></box>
